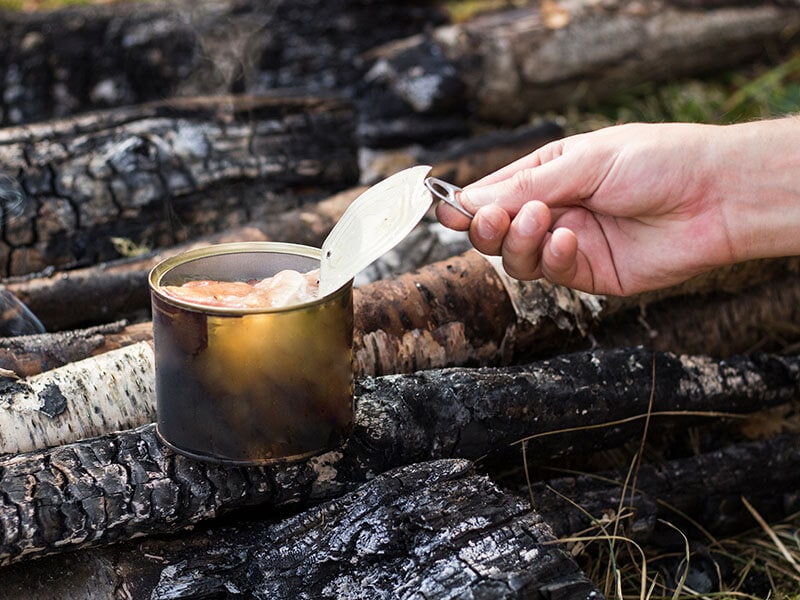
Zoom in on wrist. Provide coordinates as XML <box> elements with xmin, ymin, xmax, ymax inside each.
<box><xmin>712</xmin><ymin>116</ymin><xmax>800</xmax><ymax>263</ymax></box>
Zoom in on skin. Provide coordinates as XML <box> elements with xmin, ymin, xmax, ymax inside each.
<box><xmin>436</xmin><ymin>116</ymin><xmax>800</xmax><ymax>296</ymax></box>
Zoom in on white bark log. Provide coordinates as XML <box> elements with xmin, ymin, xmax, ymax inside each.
<box><xmin>0</xmin><ymin>341</ymin><xmax>155</xmax><ymax>454</ymax></box>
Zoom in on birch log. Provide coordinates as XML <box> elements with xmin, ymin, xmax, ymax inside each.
<box><xmin>0</xmin><ymin>341</ymin><xmax>155</xmax><ymax>455</ymax></box>
<box><xmin>0</xmin><ymin>94</ymin><xmax>358</xmax><ymax>276</ymax></box>
<box><xmin>0</xmin><ymin>347</ymin><xmax>799</xmax><ymax>563</ymax></box>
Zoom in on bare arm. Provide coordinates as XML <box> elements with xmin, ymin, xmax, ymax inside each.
<box><xmin>436</xmin><ymin>117</ymin><xmax>800</xmax><ymax>296</ymax></box>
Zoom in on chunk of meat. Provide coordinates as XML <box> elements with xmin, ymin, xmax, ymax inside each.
<box><xmin>162</xmin><ymin>269</ymin><xmax>320</xmax><ymax>308</ymax></box>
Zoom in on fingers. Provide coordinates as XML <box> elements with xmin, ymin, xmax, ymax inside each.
<box><xmin>498</xmin><ymin>201</ymin><xmax>551</xmax><ymax>280</ymax></box>
<box><xmin>540</xmin><ymin>227</ymin><xmax>579</xmax><ymax>286</ymax></box>
<box><xmin>434</xmin><ymin>200</ymin><xmax>472</xmax><ymax>231</ymax></box>
<box><xmin>467</xmin><ymin>204</ymin><xmax>511</xmax><ymax>256</ymax></box>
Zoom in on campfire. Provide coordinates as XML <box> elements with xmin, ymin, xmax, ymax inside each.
<box><xmin>0</xmin><ymin>1</ymin><xmax>799</xmax><ymax>598</ymax></box>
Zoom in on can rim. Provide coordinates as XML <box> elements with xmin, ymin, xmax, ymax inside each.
<box><xmin>148</xmin><ymin>241</ymin><xmax>351</xmax><ymax>315</ymax></box>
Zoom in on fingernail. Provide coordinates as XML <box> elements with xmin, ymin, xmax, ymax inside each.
<box><xmin>476</xmin><ymin>216</ymin><xmax>499</xmax><ymax>241</ymax></box>
<box><xmin>549</xmin><ymin>236</ymin><xmax>561</xmax><ymax>257</ymax></box>
<box><xmin>517</xmin><ymin>206</ymin><xmax>540</xmax><ymax>237</ymax></box>
<box><xmin>461</xmin><ymin>187</ymin><xmax>494</xmax><ymax>210</ymax></box>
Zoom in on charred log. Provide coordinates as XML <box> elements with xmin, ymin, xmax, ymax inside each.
<box><xmin>0</xmin><ymin>347</ymin><xmax>798</xmax><ymax>563</ymax></box>
<box><xmin>532</xmin><ymin>433</ymin><xmax>800</xmax><ymax>544</ymax></box>
<box><xmin>0</xmin><ymin>0</ymin><xmax>445</xmax><ymax>128</ymax></box>
<box><xmin>0</xmin><ymin>94</ymin><xmax>358</xmax><ymax>276</ymax></box>
<box><xmin>4</xmin><ymin>120</ymin><xmax>562</xmax><ymax>332</ymax></box>
<box><xmin>595</xmin><ymin>272</ymin><xmax>800</xmax><ymax>357</ymax></box>
<box><xmin>4</xmin><ymin>433</ymin><xmax>798</xmax><ymax>597</ymax></box>
<box><xmin>0</xmin><ymin>460</ymin><xmax>600</xmax><ymax>600</ymax></box>
<box><xmin>0</xmin><ymin>289</ymin><xmax>44</xmax><ymax>337</ymax></box>
<box><xmin>5</xmin><ymin>226</ymin><xmax>269</xmax><ymax>332</ymax></box>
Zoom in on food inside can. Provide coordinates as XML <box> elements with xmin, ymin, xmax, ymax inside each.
<box><xmin>161</xmin><ymin>269</ymin><xmax>320</xmax><ymax>308</ymax></box>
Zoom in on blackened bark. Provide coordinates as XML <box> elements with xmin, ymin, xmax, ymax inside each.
<box><xmin>0</xmin><ymin>0</ymin><xmax>446</xmax><ymax>129</ymax></box>
<box><xmin>533</xmin><ymin>433</ymin><xmax>800</xmax><ymax>544</ymax></box>
<box><xmin>0</xmin><ymin>460</ymin><xmax>601</xmax><ymax>600</ymax></box>
<box><xmin>0</xmin><ymin>94</ymin><xmax>358</xmax><ymax>276</ymax></box>
<box><xmin>0</xmin><ymin>347</ymin><xmax>798</xmax><ymax>564</ymax></box>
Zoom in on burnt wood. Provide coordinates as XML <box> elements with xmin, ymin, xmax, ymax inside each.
<box><xmin>0</xmin><ymin>0</ymin><xmax>445</xmax><ymax>129</ymax></box>
<box><xmin>0</xmin><ymin>347</ymin><xmax>798</xmax><ymax>565</ymax></box>
<box><xmin>0</xmin><ymin>460</ymin><xmax>601</xmax><ymax>600</ymax></box>
<box><xmin>0</xmin><ymin>94</ymin><xmax>358</xmax><ymax>276</ymax></box>
<box><xmin>532</xmin><ymin>433</ymin><xmax>800</xmax><ymax>545</ymax></box>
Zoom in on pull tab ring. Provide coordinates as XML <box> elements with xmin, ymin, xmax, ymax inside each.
<box><xmin>424</xmin><ymin>177</ymin><xmax>474</xmax><ymax>219</ymax></box>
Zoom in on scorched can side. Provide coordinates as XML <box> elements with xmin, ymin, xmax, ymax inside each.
<box><xmin>148</xmin><ymin>242</ymin><xmax>353</xmax><ymax>465</ymax></box>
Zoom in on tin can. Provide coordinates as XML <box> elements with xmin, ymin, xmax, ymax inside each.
<box><xmin>149</xmin><ymin>242</ymin><xmax>353</xmax><ymax>464</ymax></box>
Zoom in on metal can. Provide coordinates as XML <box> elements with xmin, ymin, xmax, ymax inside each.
<box><xmin>149</xmin><ymin>242</ymin><xmax>353</xmax><ymax>464</ymax></box>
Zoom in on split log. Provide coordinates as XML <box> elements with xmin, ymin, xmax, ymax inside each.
<box><xmin>364</xmin><ymin>0</ymin><xmax>800</xmax><ymax>128</ymax></box>
<box><xmin>0</xmin><ymin>460</ymin><xmax>599</xmax><ymax>600</ymax></box>
<box><xmin>0</xmin><ymin>94</ymin><xmax>358</xmax><ymax>276</ymax></box>
<box><xmin>0</xmin><ymin>347</ymin><xmax>799</xmax><ymax>563</ymax></box>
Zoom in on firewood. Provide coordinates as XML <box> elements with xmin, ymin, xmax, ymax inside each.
<box><xmin>0</xmin><ymin>460</ymin><xmax>599</xmax><ymax>600</ymax></box>
<box><xmin>365</xmin><ymin>1</ymin><xmax>800</xmax><ymax>127</ymax></box>
<box><xmin>531</xmin><ymin>433</ymin><xmax>800</xmax><ymax>545</ymax></box>
<box><xmin>0</xmin><ymin>289</ymin><xmax>44</xmax><ymax>338</ymax></box>
<box><xmin>0</xmin><ymin>341</ymin><xmax>155</xmax><ymax>455</ymax></box>
<box><xmin>0</xmin><ymin>321</ymin><xmax>151</xmax><ymax>379</ymax></box>
<box><xmin>5</xmin><ymin>226</ymin><xmax>270</xmax><ymax>332</ymax></box>
<box><xmin>5</xmin><ymin>432</ymin><xmax>798</xmax><ymax>597</ymax></box>
<box><xmin>0</xmin><ymin>0</ymin><xmax>444</xmax><ymax>127</ymax></box>
<box><xmin>0</xmin><ymin>94</ymin><xmax>358</xmax><ymax>276</ymax></box>
<box><xmin>0</xmin><ymin>347</ymin><xmax>798</xmax><ymax>564</ymax></box>
<box><xmin>596</xmin><ymin>271</ymin><xmax>800</xmax><ymax>357</ymax></box>
<box><xmin>354</xmin><ymin>252</ymin><xmax>800</xmax><ymax>376</ymax></box>
<box><xmin>3</xmin><ymin>251</ymin><xmax>799</xmax><ymax>383</ymax></box>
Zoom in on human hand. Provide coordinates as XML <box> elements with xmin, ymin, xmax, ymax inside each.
<box><xmin>436</xmin><ymin>119</ymin><xmax>800</xmax><ymax>296</ymax></box>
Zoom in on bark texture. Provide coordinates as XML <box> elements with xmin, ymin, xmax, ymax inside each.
<box><xmin>3</xmin><ymin>0</ymin><xmax>797</xmax><ymax>141</ymax></box>
<box><xmin>0</xmin><ymin>460</ymin><xmax>601</xmax><ymax>600</ymax></box>
<box><xmin>0</xmin><ymin>347</ymin><xmax>798</xmax><ymax>564</ymax></box>
<box><xmin>5</xmin><ymin>226</ymin><xmax>269</xmax><ymax>332</ymax></box>
<box><xmin>0</xmin><ymin>342</ymin><xmax>155</xmax><ymax>454</ymax></box>
<box><xmin>4</xmin><ymin>119</ymin><xmax>562</xmax><ymax>332</ymax></box>
<box><xmin>596</xmin><ymin>272</ymin><xmax>800</xmax><ymax>357</ymax></box>
<box><xmin>533</xmin><ymin>433</ymin><xmax>800</xmax><ymax>545</ymax></box>
<box><xmin>0</xmin><ymin>0</ymin><xmax>444</xmax><ymax>132</ymax></box>
<box><xmin>0</xmin><ymin>320</ymin><xmax>151</xmax><ymax>378</ymax></box>
<box><xmin>0</xmin><ymin>94</ymin><xmax>358</xmax><ymax>276</ymax></box>
<box><xmin>424</xmin><ymin>0</ymin><xmax>800</xmax><ymax>125</ymax></box>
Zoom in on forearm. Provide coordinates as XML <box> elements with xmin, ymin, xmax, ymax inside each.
<box><xmin>713</xmin><ymin>116</ymin><xmax>800</xmax><ymax>263</ymax></box>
